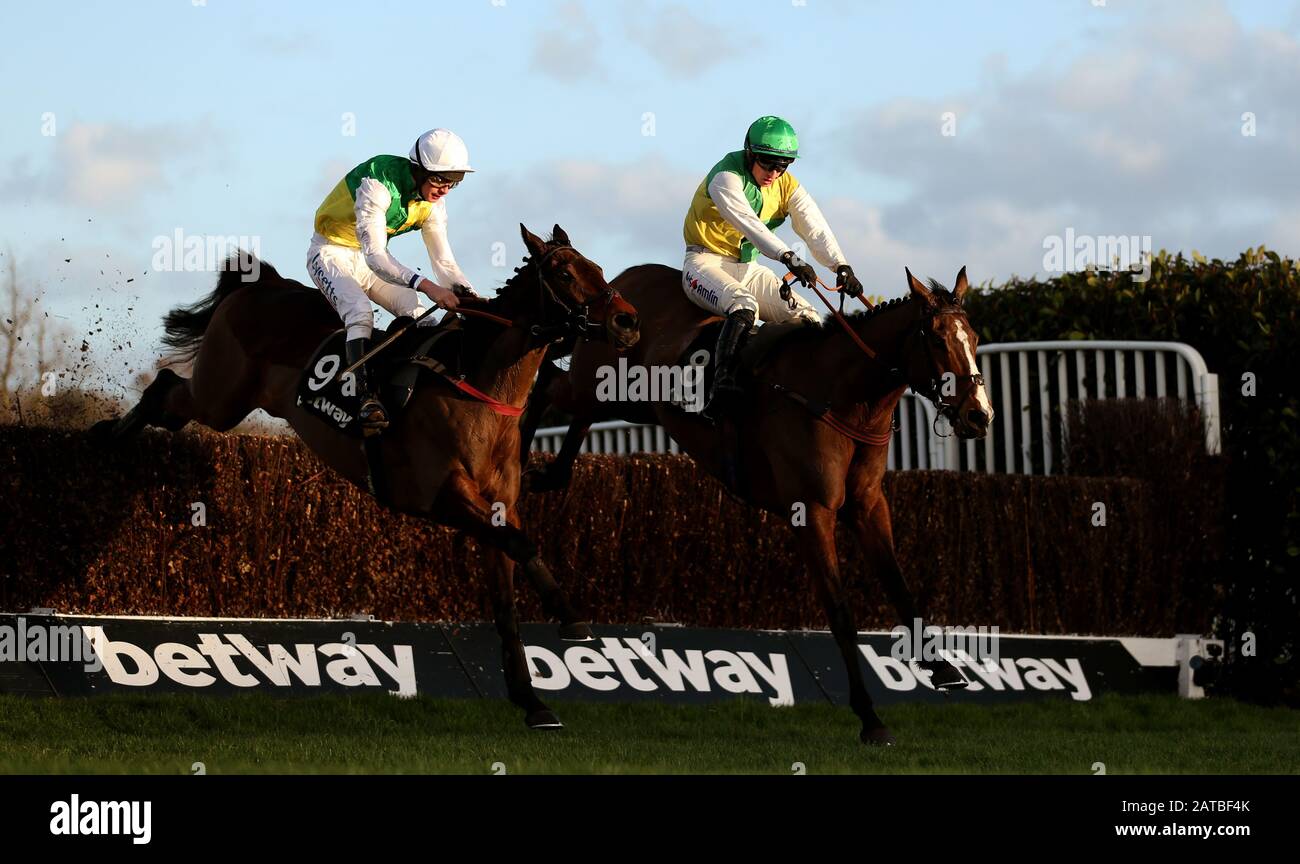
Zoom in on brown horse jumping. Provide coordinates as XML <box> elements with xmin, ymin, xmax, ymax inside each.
<box><xmin>95</xmin><ymin>224</ymin><xmax>640</xmax><ymax>731</ymax></box>
<box><xmin>521</xmin><ymin>264</ymin><xmax>992</xmax><ymax>744</ymax></box>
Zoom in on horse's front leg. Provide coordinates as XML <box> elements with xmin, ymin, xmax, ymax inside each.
<box><xmin>436</xmin><ymin>469</ymin><xmax>589</xmax><ymax>628</ymax></box>
<box><xmin>482</xmin><ymin>546</ymin><xmax>564</xmax><ymax>729</ymax></box>
<box><xmin>794</xmin><ymin>503</ymin><xmax>895</xmax><ymax>745</ymax></box>
<box><xmin>433</xmin><ymin>472</ymin><xmax>580</xmax><ymax>728</ymax></box>
<box><xmin>518</xmin><ymin>354</ymin><xmax>564</xmax><ymax>466</ymax></box>
<box><xmin>498</xmin><ymin>501</ymin><xmax>592</xmax><ymax>641</ymax></box>
<box><xmin>846</xmin><ymin>489</ymin><xmax>969</xmax><ymax>690</ymax></box>
<box><xmin>523</xmin><ymin>412</ymin><xmax>591</xmax><ymax>493</ymax></box>
<box><xmin>523</xmin><ymin>351</ymin><xmax>601</xmax><ymax>494</ymax></box>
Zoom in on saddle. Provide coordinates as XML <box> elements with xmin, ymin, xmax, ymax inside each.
<box><xmin>295</xmin><ymin>315</ymin><xmax>464</xmax><ymax>438</ymax></box>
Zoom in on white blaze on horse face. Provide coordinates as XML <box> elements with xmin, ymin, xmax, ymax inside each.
<box><xmin>955</xmin><ymin>325</ymin><xmax>994</xmax><ymax>418</ymax></box>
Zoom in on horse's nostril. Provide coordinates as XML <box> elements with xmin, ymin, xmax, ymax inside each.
<box><xmin>967</xmin><ymin>409</ymin><xmax>989</xmax><ymax>426</ymax></box>
<box><xmin>614</xmin><ymin>313</ymin><xmax>637</xmax><ymax>331</ymax></box>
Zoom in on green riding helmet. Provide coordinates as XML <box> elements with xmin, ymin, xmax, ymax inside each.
<box><xmin>744</xmin><ymin>116</ymin><xmax>799</xmax><ymax>160</ymax></box>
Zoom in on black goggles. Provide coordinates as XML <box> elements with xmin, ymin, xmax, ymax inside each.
<box><xmin>753</xmin><ymin>154</ymin><xmax>794</xmax><ymax>173</ymax></box>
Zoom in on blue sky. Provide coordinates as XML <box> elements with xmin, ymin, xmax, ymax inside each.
<box><xmin>1</xmin><ymin>0</ymin><xmax>1297</xmax><ymax>392</ymax></box>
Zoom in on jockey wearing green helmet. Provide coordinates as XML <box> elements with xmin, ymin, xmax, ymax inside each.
<box><xmin>746</xmin><ymin>115</ymin><xmax>800</xmax><ymax>159</ymax></box>
<box><xmin>682</xmin><ymin>115</ymin><xmax>864</xmax><ymax>419</ymax></box>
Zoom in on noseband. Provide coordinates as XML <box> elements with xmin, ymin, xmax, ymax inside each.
<box><xmin>528</xmin><ymin>244</ymin><xmax>623</xmax><ymax>343</ymax></box>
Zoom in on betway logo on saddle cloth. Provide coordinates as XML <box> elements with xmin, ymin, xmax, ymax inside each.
<box><xmin>4</xmin><ymin>615</ymin><xmax>1174</xmax><ymax>705</ymax></box>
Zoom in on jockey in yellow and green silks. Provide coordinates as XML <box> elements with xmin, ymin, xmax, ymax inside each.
<box><xmin>681</xmin><ymin>116</ymin><xmax>864</xmax><ymax>418</ymax></box>
<box><xmin>306</xmin><ymin>128</ymin><xmax>475</xmax><ymax>431</ymax></box>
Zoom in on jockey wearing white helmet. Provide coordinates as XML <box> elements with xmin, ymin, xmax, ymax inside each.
<box><xmin>307</xmin><ymin>128</ymin><xmax>476</xmax><ymax>431</ymax></box>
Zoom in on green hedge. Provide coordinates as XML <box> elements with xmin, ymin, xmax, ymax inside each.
<box><xmin>964</xmin><ymin>248</ymin><xmax>1298</xmax><ymax>703</ymax></box>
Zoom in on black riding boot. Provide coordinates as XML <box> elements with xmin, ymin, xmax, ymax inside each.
<box><xmin>345</xmin><ymin>337</ymin><xmax>388</xmax><ymax>433</ymax></box>
<box><xmin>702</xmin><ymin>308</ymin><xmax>755</xmax><ymax>421</ymax></box>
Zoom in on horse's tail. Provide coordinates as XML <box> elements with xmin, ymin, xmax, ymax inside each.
<box><xmin>161</xmin><ymin>252</ymin><xmax>281</xmax><ymax>361</ymax></box>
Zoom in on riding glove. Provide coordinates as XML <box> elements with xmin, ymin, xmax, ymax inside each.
<box><xmin>781</xmin><ymin>251</ymin><xmax>817</xmax><ymax>289</ymax></box>
<box><xmin>836</xmin><ymin>264</ymin><xmax>864</xmax><ymax>299</ymax></box>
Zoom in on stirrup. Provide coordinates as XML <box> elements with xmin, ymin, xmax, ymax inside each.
<box><xmin>359</xmin><ymin>396</ymin><xmax>389</xmax><ymax>433</ymax></box>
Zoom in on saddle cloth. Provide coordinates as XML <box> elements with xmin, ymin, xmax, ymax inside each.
<box><xmin>295</xmin><ymin>316</ymin><xmax>461</xmax><ymax>438</ymax></box>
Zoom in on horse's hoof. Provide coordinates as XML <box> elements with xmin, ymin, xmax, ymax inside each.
<box><xmin>921</xmin><ymin>661</ymin><xmax>970</xmax><ymax>691</ymax></box>
<box><xmin>861</xmin><ymin>726</ymin><xmax>897</xmax><ymax>747</ymax></box>
<box><xmin>526</xmin><ymin>709</ymin><xmax>564</xmax><ymax>730</ymax></box>
<box><xmin>559</xmin><ymin>621</ymin><xmax>594</xmax><ymax>642</ymax></box>
<box><xmin>89</xmin><ymin>417</ymin><xmax>128</xmax><ymax>442</ymax></box>
<box><xmin>88</xmin><ymin>418</ymin><xmax>118</xmax><ymax>440</ymax></box>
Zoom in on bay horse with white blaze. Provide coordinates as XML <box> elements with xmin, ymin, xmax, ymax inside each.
<box><xmin>521</xmin><ymin>264</ymin><xmax>992</xmax><ymax>745</ymax></box>
<box><xmin>94</xmin><ymin>224</ymin><xmax>640</xmax><ymax>731</ymax></box>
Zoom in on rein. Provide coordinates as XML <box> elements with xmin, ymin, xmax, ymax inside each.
<box><xmin>455</xmin><ymin>305</ymin><xmax>514</xmax><ymax>327</ymax></box>
<box><xmin>770</xmin><ymin>271</ymin><xmax>894</xmax><ymax>445</ymax></box>
<box><xmin>769</xmin><ymin>272</ymin><xmax>974</xmax><ymax>447</ymax></box>
<box><xmin>419</xmin><ymin>244</ymin><xmax>621</xmax><ymax>416</ymax></box>
<box><xmin>782</xmin><ymin>271</ymin><xmax>877</xmax><ymax>358</ymax></box>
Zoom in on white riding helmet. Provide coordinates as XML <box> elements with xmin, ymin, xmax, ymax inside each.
<box><xmin>409</xmin><ymin>128</ymin><xmax>475</xmax><ymax>173</ymax></box>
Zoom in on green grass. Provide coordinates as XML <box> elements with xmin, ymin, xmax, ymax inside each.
<box><xmin>0</xmin><ymin>693</ymin><xmax>1295</xmax><ymax>774</ymax></box>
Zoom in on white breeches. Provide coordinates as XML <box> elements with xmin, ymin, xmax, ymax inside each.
<box><xmin>681</xmin><ymin>248</ymin><xmax>820</xmax><ymax>323</ymax></box>
<box><xmin>307</xmin><ymin>234</ymin><xmax>434</xmax><ymax>341</ymax></box>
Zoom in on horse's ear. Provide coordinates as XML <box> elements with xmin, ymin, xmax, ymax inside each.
<box><xmin>906</xmin><ymin>267</ymin><xmax>936</xmax><ymax>307</ymax></box>
<box><xmin>953</xmin><ymin>266</ymin><xmax>969</xmax><ymax>303</ymax></box>
<box><xmin>520</xmin><ymin>223</ymin><xmax>546</xmax><ymax>260</ymax></box>
<box><xmin>551</xmin><ymin>224</ymin><xmax>571</xmax><ymax>247</ymax></box>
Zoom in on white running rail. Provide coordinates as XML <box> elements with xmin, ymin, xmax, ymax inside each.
<box><xmin>531</xmin><ymin>340</ymin><xmax>1221</xmax><ymax>475</ymax></box>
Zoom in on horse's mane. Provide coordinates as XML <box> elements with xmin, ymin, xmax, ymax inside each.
<box><xmin>464</xmin><ymin>232</ymin><xmax>572</xmax><ymax>314</ymax></box>
<box><xmin>755</xmin><ymin>279</ymin><xmax>959</xmax><ymax>358</ymax></box>
<box><xmin>818</xmin><ymin>280</ymin><xmax>958</xmax><ymax>327</ymax></box>
<box><xmin>452</xmin><ymin>233</ymin><xmax>571</xmax><ymax>362</ymax></box>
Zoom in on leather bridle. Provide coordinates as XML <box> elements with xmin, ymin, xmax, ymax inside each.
<box><xmin>417</xmin><ymin>243</ymin><xmax>631</xmax><ymax>417</ymax></box>
<box><xmin>898</xmin><ymin>304</ymin><xmax>984</xmax><ymax>432</ymax></box>
<box><xmin>771</xmin><ymin>272</ymin><xmax>982</xmax><ymax>443</ymax></box>
<box><xmin>526</xmin><ymin>244</ymin><xmax>625</xmax><ymax>344</ymax></box>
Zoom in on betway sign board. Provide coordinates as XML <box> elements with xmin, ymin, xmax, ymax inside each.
<box><xmin>0</xmin><ymin>615</ymin><xmax>1175</xmax><ymax>705</ymax></box>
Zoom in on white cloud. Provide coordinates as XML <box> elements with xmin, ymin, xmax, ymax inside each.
<box><xmin>529</xmin><ymin>1</ymin><xmax>606</xmax><ymax>83</ymax></box>
<box><xmin>62</xmin><ymin>125</ymin><xmax>166</xmax><ymax>206</ymax></box>
<box><xmin>827</xmin><ymin>0</ymin><xmax>1300</xmax><ymax>287</ymax></box>
<box><xmin>623</xmin><ymin>3</ymin><xmax>737</xmax><ymax>80</ymax></box>
<box><xmin>0</xmin><ymin>120</ymin><xmax>223</xmax><ymax>210</ymax></box>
